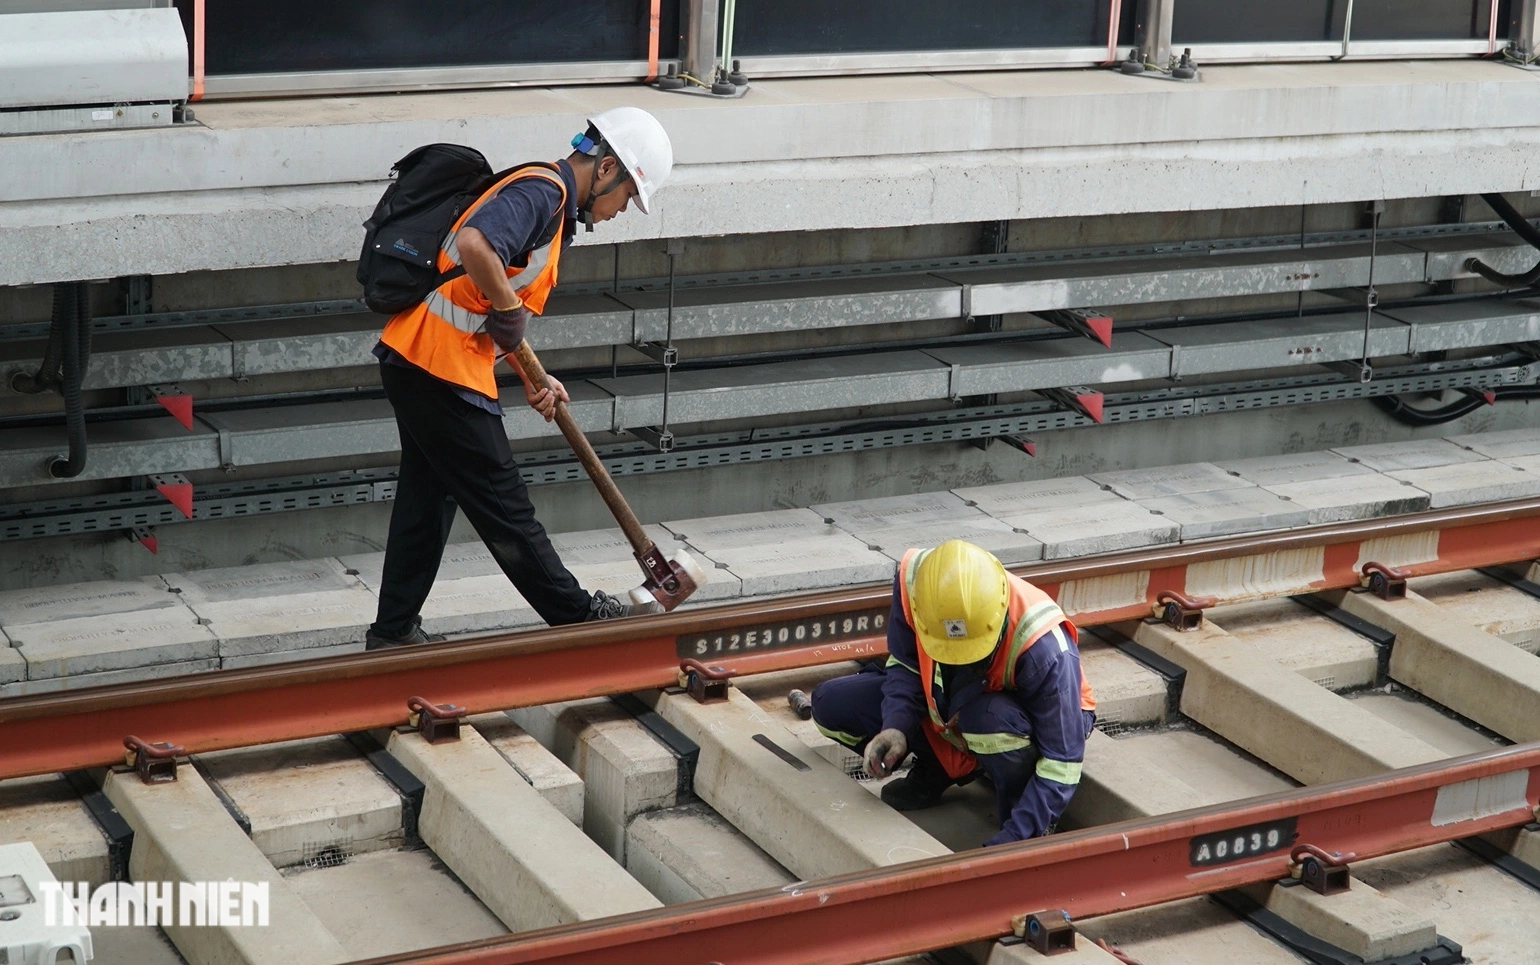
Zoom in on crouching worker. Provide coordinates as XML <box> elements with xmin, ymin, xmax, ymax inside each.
<box><xmin>811</xmin><ymin>539</ymin><xmax>1096</xmax><ymax>846</ymax></box>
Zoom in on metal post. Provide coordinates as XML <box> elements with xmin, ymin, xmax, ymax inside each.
<box><xmin>682</xmin><ymin>0</ymin><xmax>721</xmax><ymax>86</ymax></box>
<box><xmin>1134</xmin><ymin>0</ymin><xmax>1174</xmax><ymax>69</ymax></box>
<box><xmin>1515</xmin><ymin>0</ymin><xmax>1540</xmax><ymax>61</ymax></box>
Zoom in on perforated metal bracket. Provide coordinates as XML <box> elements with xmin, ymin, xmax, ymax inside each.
<box><xmin>1041</xmin><ymin>386</ymin><xmax>1104</xmax><ymax>424</ymax></box>
<box><xmin>629</xmin><ymin>426</ymin><xmax>675</xmax><ymax>453</ymax></box>
<box><xmin>632</xmin><ymin>342</ymin><xmax>679</xmax><ymax>366</ymax></box>
<box><xmin>1360</xmin><ymin>562</ymin><xmax>1408</xmax><ymax>600</ymax></box>
<box><xmin>123</xmin><ymin>736</ymin><xmax>182</xmax><ymax>784</ymax></box>
<box><xmin>1012</xmin><ymin>909</ymin><xmax>1076</xmax><ymax>955</ymax></box>
<box><xmin>406</xmin><ymin>697</ymin><xmax>464</xmax><ymax>744</ymax></box>
<box><xmin>1035</xmin><ymin>309</ymin><xmax>1113</xmax><ymax>348</ymax></box>
<box><xmin>128</xmin><ymin>525</ymin><xmax>158</xmax><ymax>554</ymax></box>
<box><xmin>678</xmin><ymin>659</ymin><xmax>732</xmax><ymax>703</ymax></box>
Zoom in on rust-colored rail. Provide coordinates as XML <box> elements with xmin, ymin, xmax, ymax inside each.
<box><xmin>354</xmin><ymin>741</ymin><xmax>1540</xmax><ymax>965</ymax></box>
<box><xmin>2</xmin><ymin>497</ymin><xmax>1539</xmax><ymax>780</ymax></box>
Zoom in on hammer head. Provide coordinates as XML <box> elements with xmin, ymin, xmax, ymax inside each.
<box><xmin>628</xmin><ymin>547</ymin><xmax>707</xmax><ymax>612</ymax></box>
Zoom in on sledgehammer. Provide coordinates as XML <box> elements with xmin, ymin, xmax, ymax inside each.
<box><xmin>512</xmin><ymin>340</ymin><xmax>705</xmax><ymax>611</ymax></box>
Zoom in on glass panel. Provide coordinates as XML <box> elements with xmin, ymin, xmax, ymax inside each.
<box><xmin>733</xmin><ymin>0</ymin><xmax>1136</xmax><ymax>56</ymax></box>
<box><xmin>1174</xmin><ymin>1</ymin><xmax>1346</xmax><ymax>43</ymax></box>
<box><xmin>179</xmin><ymin>0</ymin><xmax>680</xmax><ymax>75</ymax></box>
<box><xmin>1351</xmin><ymin>0</ymin><xmax>1505</xmax><ymax>41</ymax></box>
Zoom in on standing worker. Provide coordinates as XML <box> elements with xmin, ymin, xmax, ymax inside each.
<box><xmin>365</xmin><ymin>107</ymin><xmax>674</xmax><ymax>649</ymax></box>
<box><xmin>812</xmin><ymin>540</ymin><xmax>1096</xmax><ymax>846</ymax></box>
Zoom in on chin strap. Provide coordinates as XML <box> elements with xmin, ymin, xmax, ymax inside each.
<box><xmin>574</xmin><ymin>135</ymin><xmax>632</xmax><ymax>232</ymax></box>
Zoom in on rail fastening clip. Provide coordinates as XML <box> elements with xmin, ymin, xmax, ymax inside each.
<box><xmin>1013</xmin><ymin>909</ymin><xmax>1076</xmax><ymax>955</ymax></box>
<box><xmin>1291</xmin><ymin>843</ymin><xmax>1354</xmax><ymax>895</ymax></box>
<box><xmin>1360</xmin><ymin>562</ymin><xmax>1408</xmax><ymax>600</ymax></box>
<box><xmin>123</xmin><ymin>735</ymin><xmax>183</xmax><ymax>785</ymax></box>
<box><xmin>678</xmin><ymin>659</ymin><xmax>733</xmax><ymax>704</ymax></box>
<box><xmin>407</xmin><ymin>696</ymin><xmax>465</xmax><ymax>745</ymax></box>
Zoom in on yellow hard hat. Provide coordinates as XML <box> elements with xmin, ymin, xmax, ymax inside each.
<box><xmin>911</xmin><ymin>540</ymin><xmax>1009</xmax><ymax>665</ymax></box>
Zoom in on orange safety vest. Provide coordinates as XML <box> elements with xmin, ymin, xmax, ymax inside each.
<box><xmin>897</xmin><ymin>548</ymin><xmax>1096</xmax><ymax>780</ymax></box>
<box><xmin>379</xmin><ymin>166</ymin><xmax>567</xmax><ymax>400</ymax></box>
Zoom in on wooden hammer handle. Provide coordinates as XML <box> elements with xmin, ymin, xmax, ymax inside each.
<box><xmin>512</xmin><ymin>340</ymin><xmax>652</xmax><ymax>555</ymax></box>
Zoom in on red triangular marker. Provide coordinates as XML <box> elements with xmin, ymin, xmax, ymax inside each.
<box><xmin>1086</xmin><ymin>315</ymin><xmax>1114</xmax><ymax>349</ymax></box>
<box><xmin>1077</xmin><ymin>391</ymin><xmax>1105</xmax><ymax>424</ymax></box>
<box><xmin>139</xmin><ymin>534</ymin><xmax>159</xmax><ymax>554</ymax></box>
<box><xmin>157</xmin><ymin>394</ymin><xmax>194</xmax><ymax>431</ymax></box>
<box><xmin>155</xmin><ymin>482</ymin><xmax>194</xmax><ymax>519</ymax></box>
<box><xmin>1022</xmin><ymin>439</ymin><xmax>1038</xmax><ymax>457</ymax></box>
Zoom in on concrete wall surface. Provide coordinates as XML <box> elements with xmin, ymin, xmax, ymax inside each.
<box><xmin>3</xmin><ymin>61</ymin><xmax>1539</xmax><ymax>284</ymax></box>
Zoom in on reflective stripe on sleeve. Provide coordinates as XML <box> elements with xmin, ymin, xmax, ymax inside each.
<box><xmin>1035</xmin><ymin>757</ymin><xmax>1083</xmax><ymax>785</ymax></box>
<box><xmin>960</xmin><ymin>732</ymin><xmax>1033</xmax><ymax>755</ymax></box>
<box><xmin>814</xmin><ymin>723</ymin><xmax>865</xmax><ymax>748</ymax></box>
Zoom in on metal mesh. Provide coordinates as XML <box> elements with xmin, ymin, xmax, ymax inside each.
<box><xmin>302</xmin><ymin>842</ymin><xmax>351</xmax><ymax>870</ymax></box>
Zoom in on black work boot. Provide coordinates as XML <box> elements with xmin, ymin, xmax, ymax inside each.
<box><xmin>880</xmin><ymin>751</ymin><xmax>955</xmax><ymax>811</ymax></box>
<box><xmin>365</xmin><ymin>617</ymin><xmax>445</xmax><ymax>651</ymax></box>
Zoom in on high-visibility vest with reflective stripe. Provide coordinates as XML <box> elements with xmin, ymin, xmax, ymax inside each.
<box><xmin>379</xmin><ymin>166</ymin><xmax>567</xmax><ymax>400</ymax></box>
<box><xmin>897</xmin><ymin>547</ymin><xmax>1096</xmax><ymax>779</ymax></box>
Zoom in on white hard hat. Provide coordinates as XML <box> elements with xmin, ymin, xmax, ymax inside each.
<box><xmin>588</xmin><ymin>107</ymin><xmax>673</xmax><ymax>215</ymax></box>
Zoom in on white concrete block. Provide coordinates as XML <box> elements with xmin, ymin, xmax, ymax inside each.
<box><xmin>164</xmin><ymin>558</ymin><xmax>378</xmax><ymax>655</ymax></box>
<box><xmin>166</xmin><ymin>558</ymin><xmax>365</xmax><ymax>603</ymax></box>
<box><xmin>549</xmin><ymin>524</ymin><xmax>679</xmax><ymax>566</ymax></box>
<box><xmin>1219</xmin><ymin>451</ymin><xmax>1379</xmax><ymax>487</ymax></box>
<box><xmin>953</xmin><ymin>475</ymin><xmax>1126</xmax><ymax>517</ymax></box>
<box><xmin>1089</xmin><ymin>462</ymin><xmax>1253</xmax><ymax>499</ymax></box>
<box><xmin>847</xmin><ymin>517</ymin><xmax>1046</xmax><ymax>566</ymax></box>
<box><xmin>506</xmin><ymin>698</ymin><xmax>683</xmax><ymax>863</ymax></box>
<box><xmin>1447</xmin><ymin>426</ymin><xmax>1540</xmax><ymax>459</ymax></box>
<box><xmin>222</xmin><ymin>642</ymin><xmax>364</xmax><ymax>670</ymax></box>
<box><xmin>694</xmin><ymin>535</ymin><xmax>895</xmax><ymax>595</ymax></box>
<box><xmin>6</xmin><ymin>607</ymin><xmax>216</xmax><ymax>678</ymax></box>
<box><xmin>999</xmin><ymin>501</ymin><xmax>1180</xmax><ymax>560</ymax></box>
<box><xmin>0</xmin><ymin>574</ymin><xmax>182</xmax><ymax>626</ymax></box>
<box><xmin>340</xmin><ymin>540</ymin><xmax>506</xmax><ymax>586</ymax></box>
<box><xmin>625</xmin><ymin>803</ymin><xmax>795</xmax><ymax>904</ymax></box>
<box><xmin>414</xmin><ymin>574</ymin><xmax>539</xmax><ymax>636</ymax></box>
<box><xmin>569</xmin><ymin>558</ymin><xmax>742</xmax><ymax>605</ymax></box>
<box><xmin>1386</xmin><ymin>460</ymin><xmax>1540</xmax><ymax>508</ymax></box>
<box><xmin>387</xmin><ymin>727</ymin><xmax>660</xmax><ymax>931</ymax></box>
<box><xmin>470</xmin><ymin>712</ymin><xmax>585</xmax><ymax>828</ymax></box>
<box><xmin>0</xmin><ymin>658</ymin><xmax>219</xmax><ymax>696</ymax></box>
<box><xmin>1139</xmin><ymin>487</ymin><xmax>1312</xmax><ymax>539</ymax></box>
<box><xmin>0</xmin><ymin>640</ymin><xmax>23</xmax><ymax>685</ymax></box>
<box><xmin>1332</xmin><ymin>438</ymin><xmax>1487</xmax><ymax>472</ymax></box>
<box><xmin>661</xmin><ymin>508</ymin><xmax>841</xmax><ymax>548</ymax></box>
<box><xmin>812</xmin><ymin>490</ymin><xmax>976</xmax><ymax>529</ymax></box>
<box><xmin>195</xmin><ymin>737</ymin><xmax>404</xmax><ymax>868</ymax></box>
<box><xmin>1261</xmin><ymin>474</ymin><xmax>1431</xmax><ymax>524</ymax></box>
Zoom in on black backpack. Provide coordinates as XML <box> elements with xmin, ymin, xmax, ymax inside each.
<box><xmin>357</xmin><ymin>144</ymin><xmax>558</xmax><ymax>316</ymax></box>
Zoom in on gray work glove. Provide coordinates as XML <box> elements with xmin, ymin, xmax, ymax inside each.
<box><xmin>485</xmin><ymin>304</ymin><xmax>531</xmax><ymax>354</ymax></box>
<box><xmin>864</xmin><ymin>728</ymin><xmax>909</xmax><ymax>778</ymax></box>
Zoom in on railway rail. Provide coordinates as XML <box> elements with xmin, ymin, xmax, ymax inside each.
<box><xmin>5</xmin><ymin>496</ymin><xmax>1540</xmax><ymax>965</ymax></box>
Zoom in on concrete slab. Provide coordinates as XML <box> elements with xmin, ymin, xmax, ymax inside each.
<box><xmin>5</xmin><ymin>607</ymin><xmax>217</xmax><ymax>679</ymax></box>
<box><xmin>1348</xmin><ymin>691</ymin><xmax>1504</xmax><ymax>758</ymax></box>
<box><xmin>548</xmin><ymin>524</ymin><xmax>681</xmax><ymax>566</ymax></box>
<box><xmin>341</xmin><ymin>545</ymin><xmax>540</xmax><ymax>635</ymax></box>
<box><xmin>469</xmin><ymin>712</ymin><xmax>584</xmax><ymax>827</ymax></box>
<box><xmin>1332</xmin><ymin>438</ymin><xmax>1487</xmax><ymax>472</ymax></box>
<box><xmin>998</xmin><ymin>501</ymin><xmax>1179</xmax><ymax>560</ymax></box>
<box><xmin>1129</xmin><ymin>621</ymin><xmax>1443</xmax><ymax>784</ymax></box>
<box><xmin>734</xmin><ymin>662</ymin><xmax>864</xmax><ymax>760</ymax></box>
<box><xmin>286</xmin><ymin>848</ymin><xmax>506</xmax><ymax>960</ymax></box>
<box><xmin>1089</xmin><ymin>462</ymin><xmax>1253</xmax><ymax>499</ymax></box>
<box><xmin>1218</xmin><ymin>451</ymin><xmax>1380</xmax><ymax>487</ymax></box>
<box><xmin>841</xmin><ymin>518</ymin><xmax>1046</xmax><ymax>566</ymax></box>
<box><xmin>986</xmin><ymin>938</ymin><xmax>1124</xmax><ymax>964</ymax></box>
<box><xmin>625</xmin><ymin>802</ymin><xmax>795</xmax><ymax>904</ymax></box>
<box><xmin>1412</xmin><ymin>569</ymin><xmax>1540</xmax><ymax>654</ymax></box>
<box><xmin>221</xmin><ymin>642</ymin><xmax>365</xmax><ymax>669</ymax></box>
<box><xmin>1137</xmin><ymin>486</ymin><xmax>1311</xmax><ymax>540</ymax></box>
<box><xmin>1079</xmin><ymin>895</ymin><xmax>1310</xmax><ymax>965</ymax></box>
<box><xmin>1384</xmin><ymin>460</ymin><xmax>1540</xmax><ymax>508</ymax></box>
<box><xmin>1206</xmin><ymin>598</ymin><xmax>1381</xmax><ymax>692</ymax></box>
<box><xmin>1261</xmin><ymin>473</ymin><xmax>1430</xmax><ymax>525</ymax></box>
<box><xmin>194</xmin><ymin>737</ymin><xmax>404</xmax><ymax>869</ymax></box>
<box><xmin>0</xmin><ymin>658</ymin><xmax>219</xmax><ymax>697</ymax></box>
<box><xmin>506</xmin><ymin>698</ymin><xmax>682</xmax><ymax>862</ymax></box>
<box><xmin>92</xmin><ymin>922</ymin><xmax>188</xmax><ymax>965</ymax></box>
<box><xmin>1353</xmin><ymin>843</ymin><xmax>1540</xmax><ymax>965</ymax></box>
<box><xmin>387</xmin><ymin>726</ymin><xmax>660</xmax><ymax>931</ymax></box>
<box><xmin>1131</xmin><ymin>728</ymin><xmax>1295</xmax><ymax>803</ymax></box>
<box><xmin>690</xmin><ymin>535</ymin><xmax>894</xmax><ymax>596</ymax></box>
<box><xmin>103</xmin><ymin>765</ymin><xmax>349</xmax><ymax>965</ymax></box>
<box><xmin>812</xmin><ymin>490</ymin><xmax>981</xmax><ymax>530</ymax></box>
<box><xmin>660</xmin><ymin>508</ymin><xmax>842</xmax><ymax>548</ymax></box>
<box><xmin>165</xmin><ymin>559</ymin><xmax>378</xmax><ymax>656</ymax></box>
<box><xmin>569</xmin><ymin>557</ymin><xmax>743</xmax><ymax>604</ymax></box>
<box><xmin>0</xmin><ymin>775</ymin><xmax>111</xmax><ymax>888</ymax></box>
<box><xmin>1447</xmin><ymin>426</ymin><xmax>1540</xmax><ymax>459</ymax></box>
<box><xmin>647</xmin><ymin>687</ymin><xmax>950</xmax><ymax>879</ymax></box>
<box><xmin>954</xmin><ymin>475</ymin><xmax>1126</xmax><ymax>517</ymax></box>
<box><xmin>1336</xmin><ymin>590</ymin><xmax>1540</xmax><ymax>744</ymax></box>
<box><xmin>340</xmin><ymin>540</ymin><xmax>502</xmax><ymax>585</ymax></box>
<box><xmin>1074</xmin><ymin>641</ymin><xmax>1170</xmax><ymax>736</ymax></box>
<box><xmin>1066</xmin><ymin>730</ymin><xmax>1207</xmax><ymax>829</ymax></box>
<box><xmin>0</xmin><ymin>575</ymin><xmax>182</xmax><ymax>626</ymax></box>
<box><xmin>0</xmin><ymin>641</ymin><xmax>23</xmax><ymax>685</ymax></box>
<box><xmin>1235</xmin><ymin>878</ymin><xmax>1439</xmax><ymax>963</ymax></box>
